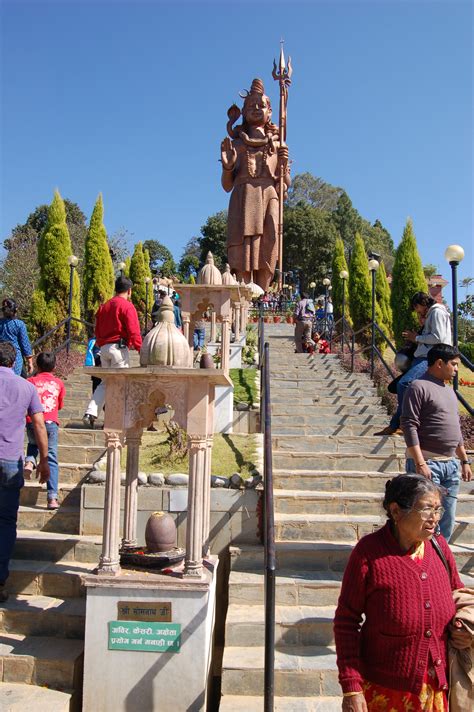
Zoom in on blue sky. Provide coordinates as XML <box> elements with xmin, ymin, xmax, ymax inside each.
<box><xmin>1</xmin><ymin>0</ymin><xmax>472</xmax><ymax>297</ymax></box>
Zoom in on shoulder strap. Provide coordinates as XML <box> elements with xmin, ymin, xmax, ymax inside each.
<box><xmin>431</xmin><ymin>536</ymin><xmax>450</xmax><ymax>577</ymax></box>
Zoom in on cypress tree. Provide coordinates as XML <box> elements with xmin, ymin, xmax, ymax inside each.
<box><xmin>129</xmin><ymin>242</ymin><xmax>147</xmax><ymax>321</ymax></box>
<box><xmin>82</xmin><ymin>194</ymin><xmax>114</xmax><ymax>323</ymax></box>
<box><xmin>331</xmin><ymin>236</ymin><xmax>352</xmax><ymax>325</ymax></box>
<box><xmin>143</xmin><ymin>247</ymin><xmax>153</xmax><ymax>314</ymax></box>
<box><xmin>348</xmin><ymin>233</ymin><xmax>383</xmax><ymax>344</ymax></box>
<box><xmin>376</xmin><ymin>261</ymin><xmax>393</xmax><ymax>337</ymax></box>
<box><xmin>390</xmin><ymin>219</ymin><xmax>427</xmax><ymax>346</ymax></box>
<box><xmin>123</xmin><ymin>256</ymin><xmax>131</xmax><ymax>278</ymax></box>
<box><xmin>30</xmin><ymin>190</ymin><xmax>81</xmax><ymax>338</ymax></box>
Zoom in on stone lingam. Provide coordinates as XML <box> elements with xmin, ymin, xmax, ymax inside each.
<box><xmin>120</xmin><ymin>510</ymin><xmax>184</xmax><ymax>569</ymax></box>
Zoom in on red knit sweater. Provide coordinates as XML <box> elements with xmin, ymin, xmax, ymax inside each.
<box><xmin>334</xmin><ymin>522</ymin><xmax>462</xmax><ymax>695</ymax></box>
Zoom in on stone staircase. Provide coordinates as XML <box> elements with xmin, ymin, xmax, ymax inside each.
<box><xmin>0</xmin><ymin>367</ymin><xmax>104</xmax><ymax>710</ymax></box>
<box><xmin>219</xmin><ymin>324</ymin><xmax>474</xmax><ymax>711</ymax></box>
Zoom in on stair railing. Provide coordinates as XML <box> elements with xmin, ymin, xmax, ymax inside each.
<box><xmin>262</xmin><ymin>341</ymin><xmax>276</xmax><ymax>711</ymax></box>
<box><xmin>31</xmin><ymin>315</ymin><xmax>93</xmax><ymax>356</ymax></box>
<box><xmin>330</xmin><ymin>317</ymin><xmax>473</xmax><ymax>416</ymax></box>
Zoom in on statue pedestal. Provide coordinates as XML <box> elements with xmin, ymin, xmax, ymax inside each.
<box><xmin>82</xmin><ymin>560</ymin><xmax>218</xmax><ymax>712</ymax></box>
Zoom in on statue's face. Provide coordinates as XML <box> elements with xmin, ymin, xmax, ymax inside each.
<box><xmin>243</xmin><ymin>94</ymin><xmax>271</xmax><ymax>126</ymax></box>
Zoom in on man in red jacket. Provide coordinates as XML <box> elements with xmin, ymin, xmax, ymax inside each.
<box><xmin>82</xmin><ymin>277</ymin><xmax>142</xmax><ymax>428</ymax></box>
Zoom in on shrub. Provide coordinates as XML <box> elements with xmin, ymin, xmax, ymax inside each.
<box><xmin>459</xmin><ymin>342</ymin><xmax>474</xmax><ymax>364</ymax></box>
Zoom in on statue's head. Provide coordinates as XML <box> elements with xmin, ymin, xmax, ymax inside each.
<box><xmin>242</xmin><ymin>78</ymin><xmax>272</xmax><ymax>128</ymax></box>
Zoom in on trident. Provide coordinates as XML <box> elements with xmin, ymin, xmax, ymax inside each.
<box><xmin>272</xmin><ymin>41</ymin><xmax>292</xmax><ymax>291</ymax></box>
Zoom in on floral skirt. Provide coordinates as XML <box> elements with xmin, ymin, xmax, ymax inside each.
<box><xmin>363</xmin><ymin>679</ymin><xmax>448</xmax><ymax>711</ymax></box>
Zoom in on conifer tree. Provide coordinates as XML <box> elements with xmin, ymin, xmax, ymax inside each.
<box><xmin>129</xmin><ymin>242</ymin><xmax>147</xmax><ymax>321</ymax></box>
<box><xmin>123</xmin><ymin>256</ymin><xmax>131</xmax><ymax>278</ymax></box>
<box><xmin>376</xmin><ymin>261</ymin><xmax>393</xmax><ymax>337</ymax></box>
<box><xmin>390</xmin><ymin>219</ymin><xmax>427</xmax><ymax>346</ymax></box>
<box><xmin>143</xmin><ymin>247</ymin><xmax>153</xmax><ymax>314</ymax></box>
<box><xmin>82</xmin><ymin>194</ymin><xmax>114</xmax><ymax>323</ymax></box>
<box><xmin>348</xmin><ymin>233</ymin><xmax>382</xmax><ymax>344</ymax></box>
<box><xmin>331</xmin><ymin>236</ymin><xmax>352</xmax><ymax>325</ymax></box>
<box><xmin>30</xmin><ymin>190</ymin><xmax>81</xmax><ymax>338</ymax></box>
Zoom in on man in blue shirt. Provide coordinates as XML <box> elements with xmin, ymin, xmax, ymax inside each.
<box><xmin>0</xmin><ymin>341</ymin><xmax>50</xmax><ymax>601</ymax></box>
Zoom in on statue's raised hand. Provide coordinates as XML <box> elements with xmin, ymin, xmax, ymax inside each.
<box><xmin>278</xmin><ymin>144</ymin><xmax>289</xmax><ymax>170</ymax></box>
<box><xmin>221</xmin><ymin>137</ymin><xmax>237</xmax><ymax>171</ymax></box>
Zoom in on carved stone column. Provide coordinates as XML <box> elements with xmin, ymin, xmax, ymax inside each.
<box><xmin>220</xmin><ymin>315</ymin><xmax>231</xmax><ymax>373</ymax></box>
<box><xmin>122</xmin><ymin>431</ymin><xmax>142</xmax><ymax>549</ymax></box>
<box><xmin>98</xmin><ymin>432</ymin><xmax>123</xmax><ymax>575</ymax></box>
<box><xmin>210</xmin><ymin>311</ymin><xmax>217</xmax><ymax>342</ymax></box>
<box><xmin>182</xmin><ymin>313</ymin><xmax>191</xmax><ymax>343</ymax></box>
<box><xmin>184</xmin><ymin>435</ymin><xmax>207</xmax><ymax>577</ymax></box>
<box><xmin>202</xmin><ymin>435</ymin><xmax>213</xmax><ymax>557</ymax></box>
<box><xmin>234</xmin><ymin>304</ymin><xmax>241</xmax><ymax>341</ymax></box>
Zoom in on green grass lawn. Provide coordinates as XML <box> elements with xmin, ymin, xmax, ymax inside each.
<box><xmin>122</xmin><ymin>431</ymin><xmax>258</xmax><ymax>476</ymax></box>
<box><xmin>229</xmin><ymin>368</ymin><xmax>258</xmax><ymax>406</ymax></box>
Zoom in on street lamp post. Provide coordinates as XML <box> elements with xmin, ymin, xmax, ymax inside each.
<box><xmin>145</xmin><ymin>277</ymin><xmax>151</xmax><ymax>333</ymax></box>
<box><xmin>309</xmin><ymin>281</ymin><xmax>316</xmax><ymax>300</ymax></box>
<box><xmin>117</xmin><ymin>261</ymin><xmax>126</xmax><ymax>277</ymax></box>
<box><xmin>322</xmin><ymin>277</ymin><xmax>331</xmax><ymax>334</ymax></box>
<box><xmin>66</xmin><ymin>255</ymin><xmax>79</xmax><ymax>355</ymax></box>
<box><xmin>368</xmin><ymin>258</ymin><xmax>380</xmax><ymax>377</ymax></box>
<box><xmin>339</xmin><ymin>269</ymin><xmax>349</xmax><ymax>353</ymax></box>
<box><xmin>445</xmin><ymin>244</ymin><xmax>465</xmax><ymax>391</ymax></box>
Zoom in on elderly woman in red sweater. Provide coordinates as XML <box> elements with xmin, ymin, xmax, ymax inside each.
<box><xmin>334</xmin><ymin>475</ymin><xmax>472</xmax><ymax>712</ymax></box>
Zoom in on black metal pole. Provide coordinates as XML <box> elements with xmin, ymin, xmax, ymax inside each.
<box><xmin>370</xmin><ymin>268</ymin><xmax>376</xmax><ymax>378</ymax></box>
<box><xmin>341</xmin><ymin>280</ymin><xmax>345</xmax><ymax>354</ymax></box>
<box><xmin>263</xmin><ymin>342</ymin><xmax>275</xmax><ymax>712</ymax></box>
<box><xmin>66</xmin><ymin>264</ymin><xmax>74</xmax><ymax>355</ymax></box>
<box><xmin>451</xmin><ymin>261</ymin><xmax>459</xmax><ymax>391</ymax></box>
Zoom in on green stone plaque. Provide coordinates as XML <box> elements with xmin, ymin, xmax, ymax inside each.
<box><xmin>108</xmin><ymin>621</ymin><xmax>181</xmax><ymax>652</ymax></box>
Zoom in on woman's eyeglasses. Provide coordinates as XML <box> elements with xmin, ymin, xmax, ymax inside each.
<box><xmin>412</xmin><ymin>506</ymin><xmax>445</xmax><ymax>520</ymax></box>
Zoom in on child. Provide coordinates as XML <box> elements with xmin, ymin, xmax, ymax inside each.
<box><xmin>24</xmin><ymin>352</ymin><xmax>65</xmax><ymax>510</ymax></box>
<box><xmin>312</xmin><ymin>331</ymin><xmax>330</xmax><ymax>354</ymax></box>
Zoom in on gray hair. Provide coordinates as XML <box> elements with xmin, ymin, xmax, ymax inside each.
<box><xmin>383</xmin><ymin>475</ymin><xmax>443</xmax><ymax>519</ymax></box>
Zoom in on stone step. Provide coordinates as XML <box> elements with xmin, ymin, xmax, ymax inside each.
<box><xmin>0</xmin><ymin>632</ymin><xmax>84</xmax><ymax>690</ymax></box>
<box><xmin>225</xmin><ymin>603</ymin><xmax>335</xmax><ymax>647</ymax></box>
<box><xmin>14</xmin><ymin>530</ymin><xmax>102</xmax><ymax>563</ymax></box>
<box><xmin>55</xmin><ymin>444</ymin><xmax>105</xmax><ymax>463</ymax></box>
<box><xmin>228</xmin><ymin>570</ymin><xmax>342</xmax><ymax>607</ymax></box>
<box><xmin>0</xmin><ymin>594</ymin><xmax>86</xmax><ymax>638</ymax></box>
<box><xmin>273</xmin><ymin>489</ymin><xmax>474</xmax><ymax>518</ymax></box>
<box><xmin>272</xmin><ymin>405</ymin><xmax>386</xmax><ymax>418</ymax></box>
<box><xmin>274</xmin><ymin>512</ymin><xmax>474</xmax><ymax>546</ymax></box>
<box><xmin>7</xmin><ymin>559</ymin><xmax>95</xmax><ymax>597</ymax></box>
<box><xmin>20</xmin><ymin>482</ymin><xmax>81</xmax><ymax>508</ymax></box>
<box><xmin>270</xmin><ymin>424</ymin><xmax>396</xmax><ymax>437</ymax></box>
<box><xmin>271</xmin><ymin>394</ymin><xmax>380</xmax><ymax>405</ymax></box>
<box><xmin>52</xmin><ymin>463</ymin><xmax>92</xmax><ymax>484</ymax></box>
<box><xmin>0</xmin><ymin>682</ymin><xmax>72</xmax><ymax>711</ymax></box>
<box><xmin>18</xmin><ymin>506</ymin><xmax>80</xmax><ymax>534</ymax></box>
<box><xmin>219</xmin><ymin>695</ymin><xmax>341</xmax><ymax>711</ymax></box>
<box><xmin>230</xmin><ymin>542</ymin><xmax>474</xmax><ymax>576</ymax></box>
<box><xmin>271</xmin><ymin>414</ymin><xmax>387</xmax><ymax>427</ymax></box>
<box><xmin>57</xmin><ymin>428</ymin><xmax>106</xmax><ymax>447</ymax></box>
<box><xmin>272</xmin><ymin>453</ymin><xmax>404</xmax><ymax>473</ymax></box>
<box><xmin>271</xmin><ymin>471</ymin><xmax>403</xmax><ymax>492</ymax></box>
<box><xmin>272</xmin><ymin>435</ymin><xmax>404</xmax><ymax>455</ymax></box>
<box><xmin>221</xmin><ymin>645</ymin><xmax>339</xmax><ymax>697</ymax></box>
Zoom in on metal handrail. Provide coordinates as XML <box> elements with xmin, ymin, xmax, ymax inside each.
<box><xmin>333</xmin><ymin>318</ymin><xmax>473</xmax><ymax>415</ymax></box>
<box><xmin>31</xmin><ymin>315</ymin><xmax>93</xmax><ymax>355</ymax></box>
<box><xmin>262</xmin><ymin>341</ymin><xmax>275</xmax><ymax>711</ymax></box>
